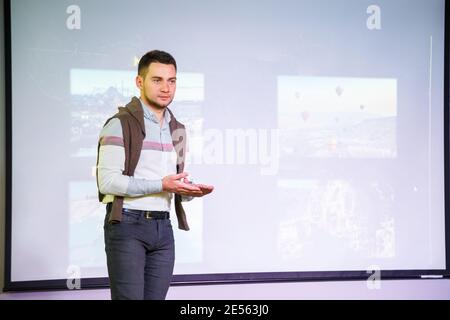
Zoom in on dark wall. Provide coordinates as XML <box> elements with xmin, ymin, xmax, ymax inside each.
<box><xmin>1</xmin><ymin>0</ymin><xmax>6</xmax><ymax>293</ymax></box>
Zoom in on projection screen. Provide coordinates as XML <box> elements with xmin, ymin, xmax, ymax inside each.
<box><xmin>4</xmin><ymin>0</ymin><xmax>450</xmax><ymax>290</ymax></box>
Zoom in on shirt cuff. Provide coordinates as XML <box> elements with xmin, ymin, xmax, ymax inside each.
<box><xmin>126</xmin><ymin>178</ymin><xmax>163</xmax><ymax>196</ymax></box>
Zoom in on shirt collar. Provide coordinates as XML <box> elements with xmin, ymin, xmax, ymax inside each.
<box><xmin>139</xmin><ymin>98</ymin><xmax>171</xmax><ymax>124</ymax></box>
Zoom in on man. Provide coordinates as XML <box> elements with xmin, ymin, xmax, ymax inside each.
<box><xmin>96</xmin><ymin>50</ymin><xmax>214</xmax><ymax>300</ymax></box>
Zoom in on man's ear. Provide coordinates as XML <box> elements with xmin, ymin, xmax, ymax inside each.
<box><xmin>135</xmin><ymin>75</ymin><xmax>144</xmax><ymax>90</ymax></box>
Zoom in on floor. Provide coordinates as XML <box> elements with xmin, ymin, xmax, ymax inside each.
<box><xmin>1</xmin><ymin>279</ymin><xmax>450</xmax><ymax>300</ymax></box>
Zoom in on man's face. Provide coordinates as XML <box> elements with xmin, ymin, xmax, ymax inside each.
<box><xmin>136</xmin><ymin>62</ymin><xmax>177</xmax><ymax>109</ymax></box>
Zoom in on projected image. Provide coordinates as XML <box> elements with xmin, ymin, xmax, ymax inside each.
<box><xmin>276</xmin><ymin>179</ymin><xmax>395</xmax><ymax>270</ymax></box>
<box><xmin>70</xmin><ymin>69</ymin><xmax>137</xmax><ymax>157</ymax></box>
<box><xmin>278</xmin><ymin>76</ymin><xmax>397</xmax><ymax>160</ymax></box>
<box><xmin>10</xmin><ymin>0</ymin><xmax>447</xmax><ymax>286</ymax></box>
<box><xmin>69</xmin><ymin>181</ymin><xmax>106</xmax><ymax>270</ymax></box>
<box><xmin>70</xmin><ymin>69</ymin><xmax>205</xmax><ymax>158</ymax></box>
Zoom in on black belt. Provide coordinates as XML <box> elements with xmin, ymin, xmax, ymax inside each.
<box><xmin>122</xmin><ymin>208</ymin><xmax>170</xmax><ymax>220</ymax></box>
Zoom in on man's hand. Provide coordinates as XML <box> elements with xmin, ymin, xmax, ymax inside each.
<box><xmin>196</xmin><ymin>184</ymin><xmax>214</xmax><ymax>196</ymax></box>
<box><xmin>182</xmin><ymin>176</ymin><xmax>214</xmax><ymax>197</ymax></box>
<box><xmin>162</xmin><ymin>173</ymin><xmax>203</xmax><ymax>197</ymax></box>
<box><xmin>162</xmin><ymin>173</ymin><xmax>214</xmax><ymax>197</ymax></box>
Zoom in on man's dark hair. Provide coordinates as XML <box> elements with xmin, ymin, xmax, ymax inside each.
<box><xmin>138</xmin><ymin>50</ymin><xmax>177</xmax><ymax>77</ymax></box>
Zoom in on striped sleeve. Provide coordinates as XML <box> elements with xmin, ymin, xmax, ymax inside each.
<box><xmin>97</xmin><ymin>118</ymin><xmax>163</xmax><ymax>197</ymax></box>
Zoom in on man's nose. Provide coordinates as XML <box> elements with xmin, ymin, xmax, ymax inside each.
<box><xmin>161</xmin><ymin>81</ymin><xmax>170</xmax><ymax>92</ymax></box>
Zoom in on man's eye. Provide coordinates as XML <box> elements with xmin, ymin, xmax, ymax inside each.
<box><xmin>153</xmin><ymin>79</ymin><xmax>161</xmax><ymax>83</ymax></box>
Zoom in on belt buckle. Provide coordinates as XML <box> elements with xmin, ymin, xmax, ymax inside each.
<box><xmin>145</xmin><ymin>212</ymin><xmax>153</xmax><ymax>219</ymax></box>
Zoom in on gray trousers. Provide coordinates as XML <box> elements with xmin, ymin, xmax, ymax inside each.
<box><xmin>103</xmin><ymin>209</ymin><xmax>175</xmax><ymax>300</ymax></box>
